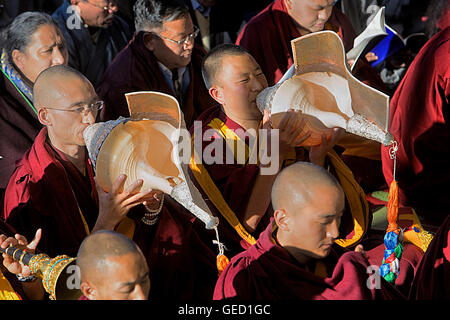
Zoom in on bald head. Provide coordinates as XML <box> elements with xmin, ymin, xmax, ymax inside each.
<box><xmin>202</xmin><ymin>43</ymin><xmax>250</xmax><ymax>89</ymax></box>
<box><xmin>272</xmin><ymin>162</ymin><xmax>343</xmax><ymax>212</ymax></box>
<box><xmin>33</xmin><ymin>64</ymin><xmax>90</xmax><ymax>110</ymax></box>
<box><xmin>77</xmin><ymin>230</ymin><xmax>143</xmax><ymax>282</ymax></box>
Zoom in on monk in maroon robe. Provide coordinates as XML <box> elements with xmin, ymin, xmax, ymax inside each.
<box><xmin>190</xmin><ymin>44</ymin><xmax>375</xmax><ymax>259</ymax></box>
<box><xmin>3</xmin><ymin>66</ymin><xmax>154</xmax><ymax>258</ymax></box>
<box><xmin>409</xmin><ymin>215</ymin><xmax>450</xmax><ymax>299</ymax></box>
<box><xmin>236</xmin><ymin>0</ymin><xmax>385</xmax><ymax>89</ymax></box>
<box><xmin>214</xmin><ymin>162</ymin><xmax>404</xmax><ymax>300</ymax></box>
<box><xmin>97</xmin><ymin>0</ymin><xmax>216</xmax><ymax>127</ymax></box>
<box><xmin>381</xmin><ymin>27</ymin><xmax>450</xmax><ymax>228</ymax></box>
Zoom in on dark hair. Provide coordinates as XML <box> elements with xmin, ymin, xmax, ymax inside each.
<box><xmin>4</xmin><ymin>11</ymin><xmax>60</xmax><ymax>66</ymax></box>
<box><xmin>133</xmin><ymin>0</ymin><xmax>189</xmax><ymax>32</ymax></box>
<box><xmin>201</xmin><ymin>43</ymin><xmax>249</xmax><ymax>88</ymax></box>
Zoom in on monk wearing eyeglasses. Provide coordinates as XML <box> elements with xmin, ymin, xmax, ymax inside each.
<box><xmin>3</xmin><ymin>65</ymin><xmax>158</xmax><ymax>258</ymax></box>
<box><xmin>97</xmin><ymin>0</ymin><xmax>216</xmax><ymax>128</ymax></box>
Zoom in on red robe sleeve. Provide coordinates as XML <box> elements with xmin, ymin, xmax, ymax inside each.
<box><xmin>381</xmin><ymin>27</ymin><xmax>450</xmax><ymax>225</ymax></box>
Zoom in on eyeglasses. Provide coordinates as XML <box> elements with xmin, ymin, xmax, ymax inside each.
<box><xmin>157</xmin><ymin>26</ymin><xmax>200</xmax><ymax>46</ymax></box>
<box><xmin>46</xmin><ymin>101</ymin><xmax>104</xmax><ymax>117</ymax></box>
<box><xmin>86</xmin><ymin>0</ymin><xmax>117</xmax><ymax>11</ymax></box>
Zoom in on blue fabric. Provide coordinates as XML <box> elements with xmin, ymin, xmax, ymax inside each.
<box><xmin>0</xmin><ymin>50</ymin><xmax>33</xmax><ymax>103</ymax></box>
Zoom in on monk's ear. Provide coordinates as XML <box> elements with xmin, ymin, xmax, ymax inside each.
<box><xmin>37</xmin><ymin>107</ymin><xmax>51</xmax><ymax>126</ymax></box>
<box><xmin>274</xmin><ymin>209</ymin><xmax>290</xmax><ymax>232</ymax></box>
<box><xmin>209</xmin><ymin>85</ymin><xmax>225</xmax><ymax>105</ymax></box>
<box><xmin>70</xmin><ymin>0</ymin><xmax>80</xmax><ymax>6</ymax></box>
<box><xmin>11</xmin><ymin>49</ymin><xmax>25</xmax><ymax>71</ymax></box>
<box><xmin>80</xmin><ymin>281</ymin><xmax>96</xmax><ymax>300</ymax></box>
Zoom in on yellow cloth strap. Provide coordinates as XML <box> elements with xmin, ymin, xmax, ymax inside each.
<box><xmin>0</xmin><ymin>269</ymin><xmax>21</xmax><ymax>300</ymax></box>
<box><xmin>327</xmin><ymin>149</ymin><xmax>370</xmax><ymax>248</ymax></box>
<box><xmin>189</xmin><ymin>118</ymin><xmax>257</xmax><ymax>246</ymax></box>
<box><xmin>208</xmin><ymin>118</ymin><xmax>252</xmax><ymax>164</ymax></box>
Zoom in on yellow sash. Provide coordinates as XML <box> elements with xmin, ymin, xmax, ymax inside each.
<box><xmin>0</xmin><ymin>269</ymin><xmax>21</xmax><ymax>300</ymax></box>
<box><xmin>327</xmin><ymin>150</ymin><xmax>370</xmax><ymax>247</ymax></box>
<box><xmin>190</xmin><ymin>118</ymin><xmax>258</xmax><ymax>246</ymax></box>
<box><xmin>190</xmin><ymin>117</ymin><xmax>369</xmax><ymax>248</ymax></box>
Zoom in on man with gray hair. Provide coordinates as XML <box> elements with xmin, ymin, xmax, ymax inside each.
<box><xmin>0</xmin><ymin>11</ymin><xmax>68</xmax><ymax>210</ymax></box>
<box><xmin>97</xmin><ymin>0</ymin><xmax>215</xmax><ymax>127</ymax></box>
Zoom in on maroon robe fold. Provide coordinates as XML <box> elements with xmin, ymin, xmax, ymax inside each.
<box><xmin>133</xmin><ymin>197</ymin><xmax>218</xmax><ymax>300</ymax></box>
<box><xmin>409</xmin><ymin>215</ymin><xmax>450</xmax><ymax>299</ymax></box>
<box><xmin>0</xmin><ymin>71</ymin><xmax>42</xmax><ymax>208</ymax></box>
<box><xmin>3</xmin><ymin>128</ymin><xmax>98</xmax><ymax>257</ymax></box>
<box><xmin>236</xmin><ymin>0</ymin><xmax>386</xmax><ymax>91</ymax></box>
<box><xmin>214</xmin><ymin>219</ymin><xmax>405</xmax><ymax>300</ymax></box>
<box><xmin>97</xmin><ymin>31</ymin><xmax>216</xmax><ymax>127</ymax></box>
<box><xmin>381</xmin><ymin>27</ymin><xmax>450</xmax><ymax>227</ymax></box>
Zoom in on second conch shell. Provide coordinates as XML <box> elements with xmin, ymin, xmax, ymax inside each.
<box><xmin>256</xmin><ymin>30</ymin><xmax>394</xmax><ymax>147</ymax></box>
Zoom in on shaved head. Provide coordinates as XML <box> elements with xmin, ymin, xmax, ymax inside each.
<box><xmin>77</xmin><ymin>230</ymin><xmax>143</xmax><ymax>282</ymax></box>
<box><xmin>33</xmin><ymin>64</ymin><xmax>89</xmax><ymax>110</ymax></box>
<box><xmin>272</xmin><ymin>161</ymin><xmax>342</xmax><ymax>212</ymax></box>
<box><xmin>202</xmin><ymin>43</ymin><xmax>250</xmax><ymax>88</ymax></box>
<box><xmin>272</xmin><ymin>162</ymin><xmax>345</xmax><ymax>263</ymax></box>
<box><xmin>77</xmin><ymin>230</ymin><xmax>150</xmax><ymax>300</ymax></box>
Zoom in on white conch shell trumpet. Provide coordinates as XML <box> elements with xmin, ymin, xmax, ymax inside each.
<box><xmin>83</xmin><ymin>92</ymin><xmax>219</xmax><ymax>230</ymax></box>
<box><xmin>256</xmin><ymin>30</ymin><xmax>394</xmax><ymax>147</ymax></box>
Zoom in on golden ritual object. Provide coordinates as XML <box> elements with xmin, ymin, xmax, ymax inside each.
<box><xmin>257</xmin><ymin>31</ymin><xmax>393</xmax><ymax>147</ymax></box>
<box><xmin>0</xmin><ymin>246</ymin><xmax>81</xmax><ymax>300</ymax></box>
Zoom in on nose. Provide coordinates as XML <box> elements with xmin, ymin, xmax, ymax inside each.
<box><xmin>82</xmin><ymin>109</ymin><xmax>96</xmax><ymax>125</ymax></box>
<box><xmin>183</xmin><ymin>36</ymin><xmax>195</xmax><ymax>50</ymax></box>
<box><xmin>251</xmin><ymin>75</ymin><xmax>265</xmax><ymax>92</ymax></box>
<box><xmin>131</xmin><ymin>285</ymin><xmax>147</xmax><ymax>300</ymax></box>
<box><xmin>326</xmin><ymin>219</ymin><xmax>340</xmax><ymax>240</ymax></box>
<box><xmin>318</xmin><ymin>7</ymin><xmax>332</xmax><ymax>22</ymax></box>
<box><xmin>52</xmin><ymin>47</ymin><xmax>65</xmax><ymax>66</ymax></box>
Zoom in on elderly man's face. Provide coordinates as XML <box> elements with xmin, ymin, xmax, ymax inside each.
<box><xmin>13</xmin><ymin>24</ymin><xmax>68</xmax><ymax>83</ymax></box>
<box><xmin>74</xmin><ymin>0</ymin><xmax>118</xmax><ymax>28</ymax></box>
<box><xmin>92</xmin><ymin>252</ymin><xmax>150</xmax><ymax>300</ymax></box>
<box><xmin>283</xmin><ymin>184</ymin><xmax>344</xmax><ymax>261</ymax></box>
<box><xmin>285</xmin><ymin>0</ymin><xmax>336</xmax><ymax>34</ymax></box>
<box><xmin>146</xmin><ymin>14</ymin><xmax>196</xmax><ymax>70</ymax></box>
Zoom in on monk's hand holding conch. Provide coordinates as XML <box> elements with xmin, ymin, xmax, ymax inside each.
<box><xmin>94</xmin><ymin>174</ymin><xmax>154</xmax><ymax>231</ymax></box>
<box><xmin>268</xmin><ymin>109</ymin><xmax>312</xmax><ymax>160</ymax></box>
<box><xmin>309</xmin><ymin>127</ymin><xmax>344</xmax><ymax>167</ymax></box>
<box><xmin>0</xmin><ymin>229</ymin><xmax>41</xmax><ymax>277</ymax></box>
